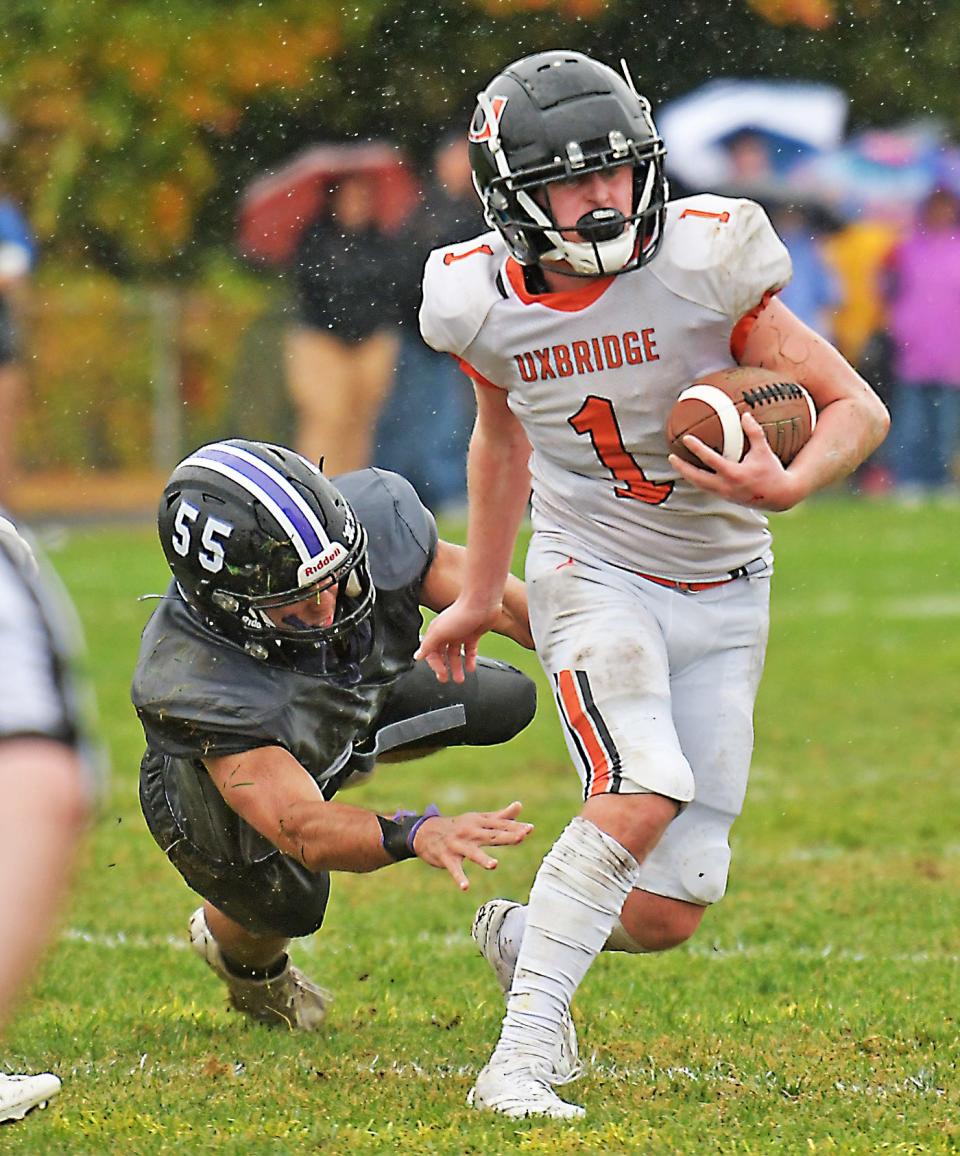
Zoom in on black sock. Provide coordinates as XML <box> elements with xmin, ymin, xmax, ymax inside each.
<box><xmin>221</xmin><ymin>951</ymin><xmax>288</xmax><ymax>982</ymax></box>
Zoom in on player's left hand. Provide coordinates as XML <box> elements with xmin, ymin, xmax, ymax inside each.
<box><xmin>668</xmin><ymin>412</ymin><xmax>803</xmax><ymax>512</ymax></box>
<box><xmin>412</xmin><ymin>800</ymin><xmax>534</xmax><ymax>891</ymax></box>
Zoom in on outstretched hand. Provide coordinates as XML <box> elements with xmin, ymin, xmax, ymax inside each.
<box><xmin>414</xmin><ymin>600</ymin><xmax>500</xmax><ymax>684</ymax></box>
<box><xmin>412</xmin><ymin>801</ymin><xmax>534</xmax><ymax>891</ymax></box>
<box><xmin>668</xmin><ymin>411</ymin><xmax>803</xmax><ymax>512</ymax></box>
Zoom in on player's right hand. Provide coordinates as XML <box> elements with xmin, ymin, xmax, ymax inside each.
<box><xmin>411</xmin><ymin>801</ymin><xmax>533</xmax><ymax>890</ymax></box>
<box><xmin>670</xmin><ymin>412</ymin><xmax>802</xmax><ymax>511</ymax></box>
<box><xmin>414</xmin><ymin>601</ymin><xmax>500</xmax><ymax>684</ymax></box>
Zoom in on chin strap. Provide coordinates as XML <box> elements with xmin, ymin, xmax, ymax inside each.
<box><xmin>540</xmin><ymin>223</ymin><xmax>639</xmax><ymax>275</ymax></box>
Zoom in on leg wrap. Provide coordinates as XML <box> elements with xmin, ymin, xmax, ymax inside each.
<box><xmin>492</xmin><ymin>816</ymin><xmax>640</xmax><ymax>1071</ymax></box>
<box><xmin>603</xmin><ymin>918</ymin><xmax>651</xmax><ymax>954</ymax></box>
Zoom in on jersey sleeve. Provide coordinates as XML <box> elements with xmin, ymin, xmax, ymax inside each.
<box><xmin>135</xmin><ymin>700</ymin><xmax>277</xmax><ymax>762</ymax></box>
<box><xmin>419</xmin><ymin>231</ymin><xmax>505</xmax><ymax>357</ymax></box>
<box><xmin>653</xmin><ymin>194</ymin><xmax>792</xmax><ymax>322</ymax></box>
<box><xmin>131</xmin><ymin>599</ymin><xmax>292</xmax><ymax>762</ymax></box>
<box><xmin>334</xmin><ymin>468</ymin><xmax>438</xmax><ymax>591</ymax></box>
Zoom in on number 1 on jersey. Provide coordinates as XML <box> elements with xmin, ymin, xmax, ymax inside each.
<box><xmin>569</xmin><ymin>395</ymin><xmax>674</xmax><ymax>505</ymax></box>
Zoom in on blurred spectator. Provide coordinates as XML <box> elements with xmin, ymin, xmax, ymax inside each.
<box><xmin>884</xmin><ymin>186</ymin><xmax>960</xmax><ymax>501</ymax></box>
<box><xmin>0</xmin><ymin>185</ymin><xmax>36</xmax><ymax>504</ymax></box>
<box><xmin>770</xmin><ymin>203</ymin><xmax>842</xmax><ymax>340</ymax></box>
<box><xmin>284</xmin><ymin>173</ymin><xmax>403</xmax><ymax>475</ymax></box>
<box><xmin>823</xmin><ymin>215</ymin><xmax>901</xmax><ymax>495</ymax></box>
<box><xmin>374</xmin><ymin>134</ymin><xmax>483</xmax><ymax>513</ymax></box>
<box><xmin>824</xmin><ymin>216</ymin><xmax>900</xmax><ymax>373</ymax></box>
<box><xmin>0</xmin><ymin>517</ymin><xmax>101</xmax><ymax>1122</ymax></box>
<box><xmin>726</xmin><ymin>129</ymin><xmax>775</xmax><ymax>187</ymax></box>
<box><xmin>716</xmin><ymin>130</ymin><xmax>786</xmax><ymax>205</ymax></box>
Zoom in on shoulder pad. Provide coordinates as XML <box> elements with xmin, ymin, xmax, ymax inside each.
<box><xmin>0</xmin><ymin>515</ymin><xmax>38</xmax><ymax>577</ymax></box>
<box><xmin>419</xmin><ymin>230</ymin><xmax>506</xmax><ymax>357</ymax></box>
<box><xmin>651</xmin><ymin>194</ymin><xmax>792</xmax><ymax>321</ymax></box>
<box><xmin>334</xmin><ymin>468</ymin><xmax>437</xmax><ymax>591</ymax></box>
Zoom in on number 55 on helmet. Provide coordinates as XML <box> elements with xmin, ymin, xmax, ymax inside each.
<box><xmin>157</xmin><ymin>439</ymin><xmax>374</xmax><ymax>660</ymax></box>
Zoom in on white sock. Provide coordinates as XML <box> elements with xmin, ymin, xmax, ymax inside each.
<box><xmin>496</xmin><ymin>909</ymin><xmax>650</xmax><ymax>974</ymax></box>
<box><xmin>490</xmin><ymin>816</ymin><xmax>640</xmax><ymax>1072</ymax></box>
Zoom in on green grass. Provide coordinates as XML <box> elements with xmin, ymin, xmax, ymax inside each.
<box><xmin>3</xmin><ymin>498</ymin><xmax>959</xmax><ymax>1154</ymax></box>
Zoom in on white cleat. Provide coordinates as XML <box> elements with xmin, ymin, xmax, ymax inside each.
<box><xmin>0</xmin><ymin>1073</ymin><xmax>61</xmax><ymax>1123</ymax></box>
<box><xmin>468</xmin><ymin>1061</ymin><xmax>585</xmax><ymax>1120</ymax></box>
<box><xmin>188</xmin><ymin>907</ymin><xmax>330</xmax><ymax>1031</ymax></box>
<box><xmin>472</xmin><ymin>899</ymin><xmax>582</xmax><ymax>1084</ymax></box>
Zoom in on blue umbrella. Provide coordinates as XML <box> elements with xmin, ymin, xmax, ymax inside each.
<box><xmin>788</xmin><ymin>125</ymin><xmax>960</xmax><ymax>221</ymax></box>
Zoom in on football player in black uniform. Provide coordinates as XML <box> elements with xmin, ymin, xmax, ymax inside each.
<box><xmin>132</xmin><ymin>439</ymin><xmax>537</xmax><ymax>1030</ymax></box>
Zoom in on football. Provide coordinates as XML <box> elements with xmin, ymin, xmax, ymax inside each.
<box><xmin>666</xmin><ymin>366</ymin><xmax>817</xmax><ymax>468</ymax></box>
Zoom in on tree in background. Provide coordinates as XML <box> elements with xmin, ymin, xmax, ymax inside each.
<box><xmin>0</xmin><ymin>0</ymin><xmax>954</xmax><ymax>491</ymax></box>
<box><xmin>0</xmin><ymin>0</ymin><xmax>955</xmax><ymax>277</ymax></box>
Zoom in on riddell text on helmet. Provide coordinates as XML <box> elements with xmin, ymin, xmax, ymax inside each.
<box><xmin>514</xmin><ymin>328</ymin><xmax>660</xmax><ymax>382</ymax></box>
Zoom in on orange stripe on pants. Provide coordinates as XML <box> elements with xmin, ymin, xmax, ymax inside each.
<box><xmin>556</xmin><ymin>669</ymin><xmax>611</xmax><ymax>795</ymax></box>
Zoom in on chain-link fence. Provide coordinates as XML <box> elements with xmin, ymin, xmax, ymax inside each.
<box><xmin>11</xmin><ymin>277</ymin><xmax>295</xmax><ymax>517</ymax></box>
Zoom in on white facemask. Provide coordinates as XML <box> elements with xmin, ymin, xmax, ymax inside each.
<box><xmin>519</xmin><ymin>160</ymin><xmax>659</xmax><ymax>276</ymax></box>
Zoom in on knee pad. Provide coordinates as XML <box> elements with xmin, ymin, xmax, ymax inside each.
<box><xmin>678</xmin><ymin>839</ymin><xmax>731</xmax><ymax>906</ymax></box>
<box><xmin>178</xmin><ymin>847</ymin><xmax>331</xmax><ymax>940</ymax></box>
<box><xmin>635</xmin><ymin>801</ymin><xmax>735</xmax><ymax>907</ymax></box>
<box><xmin>237</xmin><ymin>860</ymin><xmax>332</xmax><ymax>939</ymax></box>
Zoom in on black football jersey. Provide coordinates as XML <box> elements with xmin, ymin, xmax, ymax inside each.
<box><xmin>132</xmin><ymin>469</ymin><xmax>437</xmax><ymax>859</ymax></box>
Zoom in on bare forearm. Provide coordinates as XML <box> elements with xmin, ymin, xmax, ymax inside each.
<box><xmin>267</xmin><ymin>798</ymin><xmax>395</xmax><ymax>874</ymax></box>
<box><xmin>421</xmin><ymin>541</ymin><xmax>533</xmax><ymax>650</ymax></box>
<box><xmin>286</xmin><ymin>799</ymin><xmax>536</xmax><ymax>894</ymax></box>
<box><xmin>785</xmin><ymin>391</ymin><xmax>890</xmax><ymax>500</ymax></box>
<box><xmin>493</xmin><ymin>572</ymin><xmax>534</xmax><ymax>649</ymax></box>
<box><xmin>462</xmin><ymin>424</ymin><xmax>530</xmax><ymax>613</ymax></box>
<box><xmin>204</xmin><ymin>749</ymin><xmax>527</xmax><ymax>888</ymax></box>
<box><xmin>243</xmin><ymin>786</ymin><xmax>536</xmax><ymax>894</ymax></box>
<box><xmin>414</xmin><ymin>388</ymin><xmax>531</xmax><ymax>680</ymax></box>
<box><xmin>740</xmin><ymin>296</ymin><xmax>891</xmax><ymax>508</ymax></box>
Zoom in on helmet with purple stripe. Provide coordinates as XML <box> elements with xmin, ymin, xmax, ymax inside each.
<box><xmin>158</xmin><ymin>439</ymin><xmax>374</xmax><ymax>660</ymax></box>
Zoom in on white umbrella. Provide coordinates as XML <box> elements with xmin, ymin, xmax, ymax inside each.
<box><xmin>656</xmin><ymin>79</ymin><xmax>848</xmax><ymax>191</ymax></box>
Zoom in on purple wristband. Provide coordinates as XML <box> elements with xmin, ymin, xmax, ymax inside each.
<box><xmin>403</xmin><ymin>803</ymin><xmax>441</xmax><ymax>852</ymax></box>
<box><xmin>377</xmin><ymin>803</ymin><xmax>442</xmax><ymax>861</ymax></box>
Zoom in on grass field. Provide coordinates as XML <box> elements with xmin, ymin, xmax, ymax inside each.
<box><xmin>2</xmin><ymin>497</ymin><xmax>958</xmax><ymax>1154</ymax></box>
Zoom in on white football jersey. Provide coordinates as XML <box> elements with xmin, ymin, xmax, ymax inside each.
<box><xmin>420</xmin><ymin>194</ymin><xmax>792</xmax><ymax>580</ymax></box>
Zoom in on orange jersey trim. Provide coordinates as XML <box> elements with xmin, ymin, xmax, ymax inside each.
<box><xmin>453</xmin><ymin>355</ymin><xmax>503</xmax><ymax>390</ymax></box>
<box><xmin>730</xmin><ymin>289</ymin><xmax>778</xmax><ymax>363</ymax></box>
<box><xmin>505</xmin><ymin>257</ymin><xmax>614</xmax><ymax>313</ymax></box>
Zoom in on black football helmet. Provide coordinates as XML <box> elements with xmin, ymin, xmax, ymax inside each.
<box><xmin>157</xmin><ymin>439</ymin><xmax>374</xmax><ymax>661</ymax></box>
<box><xmin>469</xmin><ymin>50</ymin><xmax>668</xmax><ymax>277</ymax></box>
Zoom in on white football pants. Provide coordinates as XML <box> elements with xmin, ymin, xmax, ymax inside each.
<box><xmin>526</xmin><ymin>533</ymin><xmax>771</xmax><ymax>906</ymax></box>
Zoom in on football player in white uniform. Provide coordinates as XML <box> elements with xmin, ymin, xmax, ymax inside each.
<box><xmin>415</xmin><ymin>50</ymin><xmax>889</xmax><ymax>1119</ymax></box>
<box><xmin>0</xmin><ymin>517</ymin><xmax>101</xmax><ymax>1123</ymax></box>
